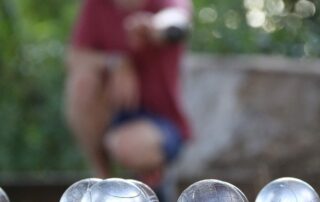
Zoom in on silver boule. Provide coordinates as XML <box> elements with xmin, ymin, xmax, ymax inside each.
<box><xmin>127</xmin><ymin>179</ymin><xmax>159</xmax><ymax>202</ymax></box>
<box><xmin>255</xmin><ymin>177</ymin><xmax>320</xmax><ymax>202</ymax></box>
<box><xmin>81</xmin><ymin>178</ymin><xmax>148</xmax><ymax>202</ymax></box>
<box><xmin>60</xmin><ymin>178</ymin><xmax>102</xmax><ymax>202</ymax></box>
<box><xmin>0</xmin><ymin>187</ymin><xmax>9</xmax><ymax>202</ymax></box>
<box><xmin>178</xmin><ymin>179</ymin><xmax>248</xmax><ymax>202</ymax></box>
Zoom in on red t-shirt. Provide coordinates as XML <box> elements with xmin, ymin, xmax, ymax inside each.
<box><xmin>71</xmin><ymin>0</ymin><xmax>191</xmax><ymax>140</ymax></box>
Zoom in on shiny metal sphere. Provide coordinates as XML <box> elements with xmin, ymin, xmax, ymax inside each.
<box><xmin>0</xmin><ymin>187</ymin><xmax>9</xmax><ymax>202</ymax></box>
<box><xmin>178</xmin><ymin>179</ymin><xmax>249</xmax><ymax>202</ymax></box>
<box><xmin>81</xmin><ymin>178</ymin><xmax>148</xmax><ymax>202</ymax></box>
<box><xmin>255</xmin><ymin>177</ymin><xmax>320</xmax><ymax>202</ymax></box>
<box><xmin>127</xmin><ymin>179</ymin><xmax>159</xmax><ymax>202</ymax></box>
<box><xmin>60</xmin><ymin>178</ymin><xmax>102</xmax><ymax>202</ymax></box>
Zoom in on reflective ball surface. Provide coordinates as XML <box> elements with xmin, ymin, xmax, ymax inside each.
<box><xmin>0</xmin><ymin>187</ymin><xmax>9</xmax><ymax>202</ymax></box>
<box><xmin>178</xmin><ymin>179</ymin><xmax>248</xmax><ymax>202</ymax></box>
<box><xmin>255</xmin><ymin>177</ymin><xmax>320</xmax><ymax>202</ymax></box>
<box><xmin>127</xmin><ymin>179</ymin><xmax>159</xmax><ymax>202</ymax></box>
<box><xmin>60</xmin><ymin>178</ymin><xmax>102</xmax><ymax>202</ymax></box>
<box><xmin>81</xmin><ymin>178</ymin><xmax>148</xmax><ymax>202</ymax></box>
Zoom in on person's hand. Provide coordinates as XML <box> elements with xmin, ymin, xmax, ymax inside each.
<box><xmin>108</xmin><ymin>57</ymin><xmax>140</xmax><ymax>111</ymax></box>
<box><xmin>124</xmin><ymin>12</ymin><xmax>162</xmax><ymax>50</ymax></box>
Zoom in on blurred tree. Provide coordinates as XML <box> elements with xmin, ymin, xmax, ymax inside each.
<box><xmin>0</xmin><ymin>0</ymin><xmax>85</xmax><ymax>172</ymax></box>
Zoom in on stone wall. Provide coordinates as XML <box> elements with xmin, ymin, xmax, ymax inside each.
<box><xmin>173</xmin><ymin>54</ymin><xmax>320</xmax><ymax>200</ymax></box>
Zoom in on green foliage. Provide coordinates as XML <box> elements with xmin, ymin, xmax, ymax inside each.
<box><xmin>191</xmin><ymin>0</ymin><xmax>320</xmax><ymax>56</ymax></box>
<box><xmin>0</xmin><ymin>0</ymin><xmax>320</xmax><ymax>172</ymax></box>
<box><xmin>0</xmin><ymin>0</ymin><xmax>85</xmax><ymax>172</ymax></box>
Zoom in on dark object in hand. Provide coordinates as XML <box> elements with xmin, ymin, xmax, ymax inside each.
<box><xmin>153</xmin><ymin>8</ymin><xmax>191</xmax><ymax>44</ymax></box>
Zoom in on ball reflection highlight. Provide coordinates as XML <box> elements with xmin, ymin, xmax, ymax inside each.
<box><xmin>0</xmin><ymin>187</ymin><xmax>9</xmax><ymax>202</ymax></box>
<box><xmin>81</xmin><ymin>178</ymin><xmax>148</xmax><ymax>202</ymax></box>
<box><xmin>60</xmin><ymin>178</ymin><xmax>102</xmax><ymax>202</ymax></box>
<box><xmin>255</xmin><ymin>177</ymin><xmax>320</xmax><ymax>202</ymax></box>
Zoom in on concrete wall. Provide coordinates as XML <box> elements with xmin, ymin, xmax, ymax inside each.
<box><xmin>173</xmin><ymin>54</ymin><xmax>320</xmax><ymax>200</ymax></box>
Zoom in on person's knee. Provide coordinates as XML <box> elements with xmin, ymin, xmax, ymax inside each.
<box><xmin>104</xmin><ymin>121</ymin><xmax>165</xmax><ymax>171</ymax></box>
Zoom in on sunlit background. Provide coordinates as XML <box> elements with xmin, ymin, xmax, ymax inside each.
<box><xmin>193</xmin><ymin>0</ymin><xmax>319</xmax><ymax>56</ymax></box>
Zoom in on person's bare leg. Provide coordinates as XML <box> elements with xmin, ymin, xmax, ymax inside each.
<box><xmin>65</xmin><ymin>67</ymin><xmax>112</xmax><ymax>178</ymax></box>
<box><xmin>105</xmin><ymin>119</ymin><xmax>165</xmax><ymax>173</ymax></box>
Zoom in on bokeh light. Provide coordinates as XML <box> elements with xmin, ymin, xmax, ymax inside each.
<box><xmin>294</xmin><ymin>0</ymin><xmax>316</xmax><ymax>18</ymax></box>
<box><xmin>262</xmin><ymin>18</ymin><xmax>278</xmax><ymax>32</ymax></box>
<box><xmin>303</xmin><ymin>34</ymin><xmax>320</xmax><ymax>56</ymax></box>
<box><xmin>243</xmin><ymin>0</ymin><xmax>317</xmax><ymax>31</ymax></box>
<box><xmin>246</xmin><ymin>9</ymin><xmax>266</xmax><ymax>27</ymax></box>
<box><xmin>224</xmin><ymin>10</ymin><xmax>240</xmax><ymax>30</ymax></box>
<box><xmin>211</xmin><ymin>30</ymin><xmax>222</xmax><ymax>39</ymax></box>
<box><xmin>265</xmin><ymin>0</ymin><xmax>285</xmax><ymax>16</ymax></box>
<box><xmin>199</xmin><ymin>7</ymin><xmax>218</xmax><ymax>23</ymax></box>
<box><xmin>244</xmin><ymin>0</ymin><xmax>265</xmax><ymax>10</ymax></box>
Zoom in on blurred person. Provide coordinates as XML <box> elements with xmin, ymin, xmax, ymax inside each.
<box><xmin>65</xmin><ymin>0</ymin><xmax>192</xmax><ymax>200</ymax></box>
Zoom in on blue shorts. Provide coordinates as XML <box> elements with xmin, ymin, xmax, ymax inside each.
<box><xmin>110</xmin><ymin>109</ymin><xmax>183</xmax><ymax>162</ymax></box>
